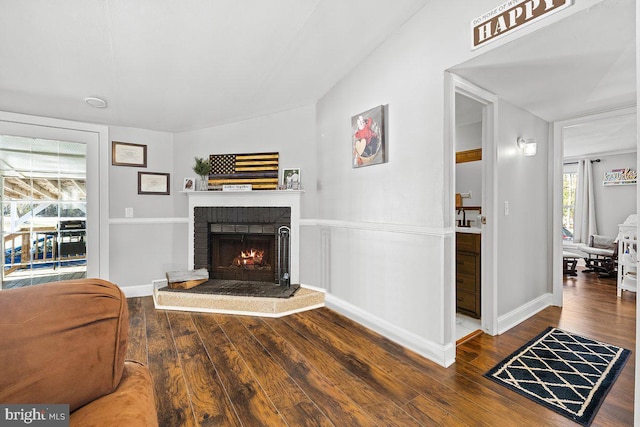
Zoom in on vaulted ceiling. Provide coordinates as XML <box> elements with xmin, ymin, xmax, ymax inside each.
<box><xmin>0</xmin><ymin>0</ymin><xmax>636</xmax><ymax>156</ymax></box>
<box><xmin>0</xmin><ymin>0</ymin><xmax>427</xmax><ymax>133</ymax></box>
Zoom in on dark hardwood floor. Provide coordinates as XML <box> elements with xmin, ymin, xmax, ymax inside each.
<box><xmin>127</xmin><ymin>268</ymin><xmax>635</xmax><ymax>426</ymax></box>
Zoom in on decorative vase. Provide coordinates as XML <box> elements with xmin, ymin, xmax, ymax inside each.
<box><xmin>198</xmin><ymin>175</ymin><xmax>208</xmax><ymax>191</ymax></box>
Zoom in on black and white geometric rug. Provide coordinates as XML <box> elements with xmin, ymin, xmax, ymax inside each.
<box><xmin>485</xmin><ymin>327</ymin><xmax>630</xmax><ymax>426</ymax></box>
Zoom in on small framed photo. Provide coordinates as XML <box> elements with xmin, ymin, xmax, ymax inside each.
<box><xmin>138</xmin><ymin>172</ymin><xmax>170</xmax><ymax>195</ymax></box>
<box><xmin>282</xmin><ymin>168</ymin><xmax>301</xmax><ymax>190</ymax></box>
<box><xmin>112</xmin><ymin>141</ymin><xmax>147</xmax><ymax>167</ymax></box>
<box><xmin>183</xmin><ymin>177</ymin><xmax>195</xmax><ymax>192</ymax></box>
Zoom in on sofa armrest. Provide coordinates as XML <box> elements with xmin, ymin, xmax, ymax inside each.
<box><xmin>70</xmin><ymin>361</ymin><xmax>158</xmax><ymax>427</ymax></box>
<box><xmin>0</xmin><ymin>279</ymin><xmax>128</xmax><ymax>412</ymax></box>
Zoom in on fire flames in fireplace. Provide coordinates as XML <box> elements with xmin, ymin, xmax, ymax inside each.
<box><xmin>231</xmin><ymin>249</ymin><xmax>270</xmax><ymax>269</ymax></box>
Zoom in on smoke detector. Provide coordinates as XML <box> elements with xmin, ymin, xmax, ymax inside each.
<box><xmin>84</xmin><ymin>96</ymin><xmax>108</xmax><ymax>108</ymax></box>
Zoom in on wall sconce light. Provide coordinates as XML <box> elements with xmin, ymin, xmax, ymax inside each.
<box><xmin>516</xmin><ymin>137</ymin><xmax>537</xmax><ymax>156</ymax></box>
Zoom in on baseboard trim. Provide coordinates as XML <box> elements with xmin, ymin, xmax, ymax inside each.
<box><xmin>325</xmin><ymin>293</ymin><xmax>455</xmax><ymax>367</ymax></box>
<box><xmin>121</xmin><ymin>283</ymin><xmax>154</xmax><ymax>298</ymax></box>
<box><xmin>497</xmin><ymin>292</ymin><xmax>554</xmax><ymax>335</ymax></box>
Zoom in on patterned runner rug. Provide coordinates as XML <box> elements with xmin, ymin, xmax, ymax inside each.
<box><xmin>485</xmin><ymin>327</ymin><xmax>630</xmax><ymax>426</ymax></box>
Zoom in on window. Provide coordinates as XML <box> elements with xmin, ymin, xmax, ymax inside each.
<box><xmin>562</xmin><ymin>167</ymin><xmax>578</xmax><ymax>241</ymax></box>
<box><xmin>1</xmin><ymin>136</ymin><xmax>87</xmax><ymax>288</ymax></box>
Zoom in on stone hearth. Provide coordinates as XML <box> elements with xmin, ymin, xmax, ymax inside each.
<box><xmin>154</xmin><ymin>285</ymin><xmax>324</xmax><ymax>317</ymax></box>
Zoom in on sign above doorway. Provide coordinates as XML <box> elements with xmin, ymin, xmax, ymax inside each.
<box><xmin>471</xmin><ymin>0</ymin><xmax>573</xmax><ymax>49</ymax></box>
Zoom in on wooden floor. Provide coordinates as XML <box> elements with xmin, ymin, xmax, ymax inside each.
<box><xmin>127</xmin><ymin>268</ymin><xmax>635</xmax><ymax>426</ymax></box>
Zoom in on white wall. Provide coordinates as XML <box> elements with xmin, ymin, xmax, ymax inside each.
<box><xmin>109</xmin><ymin>126</ymin><xmax>175</xmax><ymax>218</ymax></box>
<box><xmin>495</xmin><ymin>100</ymin><xmax>550</xmax><ymax>316</ymax></box>
<box><xmin>108</xmin><ymin>126</ymin><xmax>184</xmax><ymax>289</ymax></box>
<box><xmin>456</xmin><ymin>122</ymin><xmax>483</xmax><ymax>210</ymax></box>
<box><xmin>592</xmin><ymin>152</ymin><xmax>637</xmax><ymax>237</ymax></box>
<box><xmin>305</xmin><ymin>0</ymin><xmax>592</xmax><ymax>364</ymax></box>
<box><xmin>172</xmin><ymin>105</ymin><xmax>317</xmax><ymax>218</ymax></box>
<box><xmin>456</xmin><ymin>122</ymin><xmax>482</xmax><ymax>151</ymax></box>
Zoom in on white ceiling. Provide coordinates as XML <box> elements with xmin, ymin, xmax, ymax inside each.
<box><xmin>451</xmin><ymin>0</ymin><xmax>637</xmax><ymax>158</ymax></box>
<box><xmin>0</xmin><ymin>0</ymin><xmax>427</xmax><ymax>133</ymax></box>
<box><xmin>1</xmin><ymin>0</ymin><xmax>636</xmax><ymax>158</ymax></box>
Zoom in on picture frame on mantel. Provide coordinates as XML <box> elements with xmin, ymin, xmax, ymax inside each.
<box><xmin>138</xmin><ymin>172</ymin><xmax>170</xmax><ymax>195</ymax></box>
<box><xmin>183</xmin><ymin>177</ymin><xmax>195</xmax><ymax>192</ymax></box>
<box><xmin>112</xmin><ymin>141</ymin><xmax>147</xmax><ymax>167</ymax></box>
<box><xmin>282</xmin><ymin>168</ymin><xmax>301</xmax><ymax>190</ymax></box>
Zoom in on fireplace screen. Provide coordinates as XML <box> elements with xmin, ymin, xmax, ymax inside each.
<box><xmin>211</xmin><ymin>234</ymin><xmax>276</xmax><ymax>282</ymax></box>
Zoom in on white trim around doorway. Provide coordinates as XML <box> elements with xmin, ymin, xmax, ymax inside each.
<box><xmin>445</xmin><ymin>73</ymin><xmax>499</xmax><ymax>348</ymax></box>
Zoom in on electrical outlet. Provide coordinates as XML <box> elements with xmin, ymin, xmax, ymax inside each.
<box><xmin>125</xmin><ymin>207</ymin><xmax>134</xmax><ymax>218</ymax></box>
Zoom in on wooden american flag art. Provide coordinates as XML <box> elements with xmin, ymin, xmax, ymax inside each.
<box><xmin>208</xmin><ymin>152</ymin><xmax>279</xmax><ymax>190</ymax></box>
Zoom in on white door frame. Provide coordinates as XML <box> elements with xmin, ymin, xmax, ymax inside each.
<box><xmin>445</xmin><ymin>73</ymin><xmax>499</xmax><ymax>340</ymax></box>
<box><xmin>0</xmin><ymin>111</ymin><xmax>110</xmax><ymax>280</ymax></box>
<box><xmin>551</xmin><ymin>106</ymin><xmax>637</xmax><ymax>306</ymax></box>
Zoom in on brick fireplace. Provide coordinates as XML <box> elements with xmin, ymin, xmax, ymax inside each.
<box><xmin>186</xmin><ymin>191</ymin><xmax>301</xmax><ymax>285</ymax></box>
<box><xmin>193</xmin><ymin>206</ymin><xmax>290</xmax><ymax>284</ymax></box>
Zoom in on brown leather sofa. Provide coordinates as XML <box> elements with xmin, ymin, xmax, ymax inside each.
<box><xmin>0</xmin><ymin>278</ymin><xmax>158</xmax><ymax>426</ymax></box>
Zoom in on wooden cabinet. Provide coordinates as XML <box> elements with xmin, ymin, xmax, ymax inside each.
<box><xmin>456</xmin><ymin>232</ymin><xmax>481</xmax><ymax>318</ymax></box>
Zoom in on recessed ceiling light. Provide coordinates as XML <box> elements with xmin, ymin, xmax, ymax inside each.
<box><xmin>84</xmin><ymin>96</ymin><xmax>108</xmax><ymax>108</ymax></box>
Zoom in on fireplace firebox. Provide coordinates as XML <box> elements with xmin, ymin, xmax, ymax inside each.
<box><xmin>194</xmin><ymin>206</ymin><xmax>291</xmax><ymax>285</ymax></box>
<box><xmin>211</xmin><ymin>233</ymin><xmax>275</xmax><ymax>282</ymax></box>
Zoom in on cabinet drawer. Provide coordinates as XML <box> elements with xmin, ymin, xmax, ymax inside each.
<box><xmin>456</xmin><ymin>272</ymin><xmax>477</xmax><ymax>292</ymax></box>
<box><xmin>456</xmin><ymin>253</ymin><xmax>477</xmax><ymax>275</ymax></box>
<box><xmin>456</xmin><ymin>233</ymin><xmax>480</xmax><ymax>254</ymax></box>
<box><xmin>456</xmin><ymin>291</ymin><xmax>477</xmax><ymax>313</ymax></box>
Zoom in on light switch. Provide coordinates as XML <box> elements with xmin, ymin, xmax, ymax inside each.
<box><xmin>125</xmin><ymin>207</ymin><xmax>134</xmax><ymax>218</ymax></box>
<box><xmin>504</xmin><ymin>201</ymin><xmax>510</xmax><ymax>216</ymax></box>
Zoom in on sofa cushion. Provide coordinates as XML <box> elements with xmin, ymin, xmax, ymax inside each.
<box><xmin>0</xmin><ymin>279</ymin><xmax>128</xmax><ymax>412</ymax></box>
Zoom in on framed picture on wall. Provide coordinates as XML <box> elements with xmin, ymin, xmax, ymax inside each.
<box><xmin>352</xmin><ymin>105</ymin><xmax>387</xmax><ymax>168</ymax></box>
<box><xmin>138</xmin><ymin>172</ymin><xmax>170</xmax><ymax>195</ymax></box>
<box><xmin>112</xmin><ymin>141</ymin><xmax>147</xmax><ymax>167</ymax></box>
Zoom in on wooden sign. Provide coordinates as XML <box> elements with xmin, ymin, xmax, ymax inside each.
<box><xmin>456</xmin><ymin>148</ymin><xmax>482</xmax><ymax>164</ymax></box>
<box><xmin>471</xmin><ymin>0</ymin><xmax>572</xmax><ymax>49</ymax></box>
<box><xmin>209</xmin><ymin>152</ymin><xmax>279</xmax><ymax>190</ymax></box>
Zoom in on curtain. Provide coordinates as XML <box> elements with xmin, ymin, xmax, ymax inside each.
<box><xmin>573</xmin><ymin>159</ymin><xmax>597</xmax><ymax>243</ymax></box>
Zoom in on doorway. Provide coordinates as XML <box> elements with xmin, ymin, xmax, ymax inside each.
<box><xmin>454</xmin><ymin>93</ymin><xmax>483</xmax><ymax>340</ymax></box>
<box><xmin>447</xmin><ymin>73</ymin><xmax>498</xmax><ymax>341</ymax></box>
<box><xmin>552</xmin><ymin>107</ymin><xmax>638</xmax><ymax>304</ymax></box>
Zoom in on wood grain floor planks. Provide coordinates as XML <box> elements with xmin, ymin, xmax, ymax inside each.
<box><xmin>127</xmin><ymin>268</ymin><xmax>635</xmax><ymax>426</ymax></box>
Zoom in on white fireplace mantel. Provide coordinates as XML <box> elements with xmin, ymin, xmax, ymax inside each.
<box><xmin>186</xmin><ymin>190</ymin><xmax>303</xmax><ymax>283</ymax></box>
